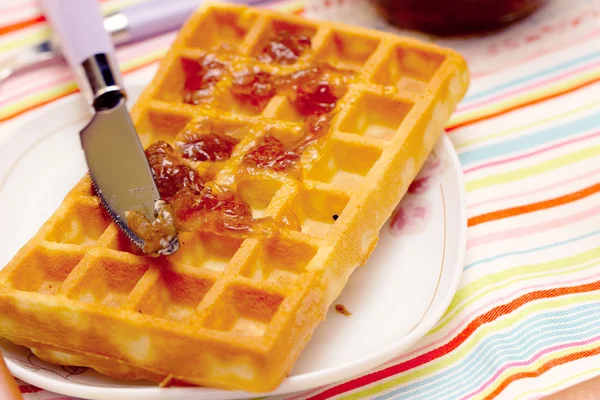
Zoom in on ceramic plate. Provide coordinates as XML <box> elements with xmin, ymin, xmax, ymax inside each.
<box><xmin>0</xmin><ymin>71</ymin><xmax>466</xmax><ymax>400</ymax></box>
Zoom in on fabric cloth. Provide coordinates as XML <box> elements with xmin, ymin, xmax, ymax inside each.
<box><xmin>2</xmin><ymin>0</ymin><xmax>600</xmax><ymax>398</ymax></box>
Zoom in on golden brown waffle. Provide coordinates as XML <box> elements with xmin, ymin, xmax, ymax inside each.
<box><xmin>0</xmin><ymin>2</ymin><xmax>469</xmax><ymax>393</ymax></box>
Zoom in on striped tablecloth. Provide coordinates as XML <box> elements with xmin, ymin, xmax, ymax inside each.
<box><xmin>2</xmin><ymin>0</ymin><xmax>600</xmax><ymax>399</ymax></box>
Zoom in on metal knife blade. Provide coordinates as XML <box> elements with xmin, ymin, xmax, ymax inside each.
<box><xmin>39</xmin><ymin>0</ymin><xmax>179</xmax><ymax>256</ymax></box>
<box><xmin>81</xmin><ymin>93</ymin><xmax>179</xmax><ymax>255</ymax></box>
<box><xmin>82</xmin><ymin>96</ymin><xmax>157</xmax><ymax>220</ymax></box>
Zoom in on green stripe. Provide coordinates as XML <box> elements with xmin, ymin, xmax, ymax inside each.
<box><xmin>0</xmin><ymin>28</ymin><xmax>49</xmax><ymax>53</ymax></box>
<box><xmin>455</xmin><ymin>101</ymin><xmax>600</xmax><ymax>151</ymax></box>
<box><xmin>430</xmin><ymin>247</ymin><xmax>600</xmax><ymax>335</ymax></box>
<box><xmin>514</xmin><ymin>366</ymin><xmax>600</xmax><ymax>400</ymax></box>
<box><xmin>466</xmin><ymin>144</ymin><xmax>600</xmax><ymax>192</ymax></box>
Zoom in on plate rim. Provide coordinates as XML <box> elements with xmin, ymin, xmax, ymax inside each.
<box><xmin>0</xmin><ymin>87</ymin><xmax>467</xmax><ymax>400</ymax></box>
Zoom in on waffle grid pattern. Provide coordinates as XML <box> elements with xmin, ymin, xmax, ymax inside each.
<box><xmin>0</xmin><ymin>3</ymin><xmax>469</xmax><ymax>393</ymax></box>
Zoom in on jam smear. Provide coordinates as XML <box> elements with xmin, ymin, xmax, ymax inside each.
<box><xmin>296</xmin><ymin>113</ymin><xmax>333</xmax><ymax>151</ymax></box>
<box><xmin>168</xmin><ymin>185</ymin><xmax>280</xmax><ymax>236</ymax></box>
<box><xmin>130</xmin><ymin>142</ymin><xmax>299</xmax><ymax>254</ymax></box>
<box><xmin>145</xmin><ymin>141</ymin><xmax>204</xmax><ymax>199</ymax></box>
<box><xmin>242</xmin><ymin>135</ymin><xmax>301</xmax><ymax>175</ymax></box>
<box><xmin>258</xmin><ymin>30</ymin><xmax>312</xmax><ymax>65</ymax></box>
<box><xmin>181</xmin><ymin>53</ymin><xmax>229</xmax><ymax>105</ymax></box>
<box><xmin>128</xmin><ymin>182</ymin><xmax>295</xmax><ymax>253</ymax></box>
<box><xmin>276</xmin><ymin>64</ymin><xmax>352</xmax><ymax>98</ymax></box>
<box><xmin>240</xmin><ymin>115</ymin><xmax>332</xmax><ymax>176</ymax></box>
<box><xmin>231</xmin><ymin>68</ymin><xmax>277</xmax><ymax>112</ymax></box>
<box><xmin>276</xmin><ymin>64</ymin><xmax>353</xmax><ymax>116</ymax></box>
<box><xmin>335</xmin><ymin>304</ymin><xmax>352</xmax><ymax>316</ymax></box>
<box><xmin>126</xmin><ymin>202</ymin><xmax>177</xmax><ymax>256</ymax></box>
<box><xmin>281</xmin><ymin>211</ymin><xmax>301</xmax><ymax>231</ymax></box>
<box><xmin>128</xmin><ymin>34</ymin><xmax>361</xmax><ymax>254</ymax></box>
<box><xmin>294</xmin><ymin>83</ymin><xmax>341</xmax><ymax>116</ymax></box>
<box><xmin>174</xmin><ymin>122</ymin><xmax>239</xmax><ymax>162</ymax></box>
<box><xmin>239</xmin><ymin>65</ymin><xmax>351</xmax><ymax>175</ymax></box>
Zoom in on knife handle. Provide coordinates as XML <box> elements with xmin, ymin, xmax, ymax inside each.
<box><xmin>38</xmin><ymin>0</ymin><xmax>125</xmax><ymax>108</ymax></box>
<box><xmin>118</xmin><ymin>0</ymin><xmax>203</xmax><ymax>43</ymax></box>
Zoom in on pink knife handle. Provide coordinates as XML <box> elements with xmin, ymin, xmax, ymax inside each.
<box><xmin>38</xmin><ymin>0</ymin><xmax>115</xmax><ymax>70</ymax></box>
<box><xmin>38</xmin><ymin>0</ymin><xmax>125</xmax><ymax>107</ymax></box>
<box><xmin>121</xmin><ymin>0</ymin><xmax>203</xmax><ymax>42</ymax></box>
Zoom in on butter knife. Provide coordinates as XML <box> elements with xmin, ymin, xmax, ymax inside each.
<box><xmin>38</xmin><ymin>0</ymin><xmax>180</xmax><ymax>256</ymax></box>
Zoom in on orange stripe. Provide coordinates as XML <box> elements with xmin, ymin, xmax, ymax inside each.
<box><xmin>468</xmin><ymin>183</ymin><xmax>600</xmax><ymax>227</ymax></box>
<box><xmin>0</xmin><ymin>0</ymin><xmax>113</xmax><ymax>37</ymax></box>
<box><xmin>0</xmin><ymin>15</ymin><xmax>45</xmax><ymax>36</ymax></box>
<box><xmin>307</xmin><ymin>280</ymin><xmax>600</xmax><ymax>400</ymax></box>
<box><xmin>485</xmin><ymin>345</ymin><xmax>600</xmax><ymax>399</ymax></box>
<box><xmin>447</xmin><ymin>75</ymin><xmax>600</xmax><ymax>131</ymax></box>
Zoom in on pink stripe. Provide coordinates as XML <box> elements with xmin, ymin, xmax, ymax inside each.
<box><xmin>0</xmin><ymin>32</ymin><xmax>172</xmax><ymax>108</ymax></box>
<box><xmin>459</xmin><ymin>333</ymin><xmax>600</xmax><ymax>400</ymax></box>
<box><xmin>0</xmin><ymin>0</ymin><xmax>123</xmax><ymax>28</ymax></box>
<box><xmin>464</xmin><ymin>129</ymin><xmax>600</xmax><ymax>174</ymax></box>
<box><xmin>468</xmin><ymin>166</ymin><xmax>600</xmax><ymax>211</ymax></box>
<box><xmin>113</xmin><ymin>30</ymin><xmax>176</xmax><ymax>58</ymax></box>
<box><xmin>470</xmin><ymin>29</ymin><xmax>600</xmax><ymax>78</ymax></box>
<box><xmin>457</xmin><ymin>60</ymin><xmax>600</xmax><ymax>113</ymax></box>
<box><xmin>286</xmin><ymin>387</ymin><xmax>324</xmax><ymax>400</ymax></box>
<box><xmin>0</xmin><ymin>68</ymin><xmax>72</xmax><ymax>107</ymax></box>
<box><xmin>394</xmin><ymin>271</ymin><xmax>600</xmax><ymax>368</ymax></box>
<box><xmin>468</xmin><ymin>204</ymin><xmax>600</xmax><ymax>249</ymax></box>
<box><xmin>0</xmin><ymin>2</ymin><xmax>35</xmax><ymax>16</ymax></box>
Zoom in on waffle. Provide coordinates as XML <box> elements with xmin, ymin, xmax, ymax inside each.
<box><xmin>0</xmin><ymin>2</ymin><xmax>469</xmax><ymax>393</ymax></box>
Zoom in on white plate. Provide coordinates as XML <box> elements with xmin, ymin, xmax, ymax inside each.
<box><xmin>0</xmin><ymin>71</ymin><xmax>467</xmax><ymax>400</ymax></box>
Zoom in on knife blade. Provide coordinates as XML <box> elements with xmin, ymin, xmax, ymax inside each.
<box><xmin>38</xmin><ymin>0</ymin><xmax>179</xmax><ymax>256</ymax></box>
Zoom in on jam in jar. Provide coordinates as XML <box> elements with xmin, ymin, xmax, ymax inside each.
<box><xmin>372</xmin><ymin>0</ymin><xmax>547</xmax><ymax>35</ymax></box>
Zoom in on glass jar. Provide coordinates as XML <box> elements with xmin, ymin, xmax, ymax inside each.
<box><xmin>371</xmin><ymin>0</ymin><xmax>547</xmax><ymax>36</ymax></box>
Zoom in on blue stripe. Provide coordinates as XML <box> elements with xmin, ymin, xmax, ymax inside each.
<box><xmin>458</xmin><ymin>110</ymin><xmax>600</xmax><ymax>166</ymax></box>
<box><xmin>375</xmin><ymin>302</ymin><xmax>600</xmax><ymax>400</ymax></box>
<box><xmin>377</xmin><ymin>303</ymin><xmax>600</xmax><ymax>399</ymax></box>
<box><xmin>422</xmin><ymin>307</ymin><xmax>600</xmax><ymax>400</ymax></box>
<box><xmin>464</xmin><ymin>229</ymin><xmax>600</xmax><ymax>270</ymax></box>
<box><xmin>462</xmin><ymin>51</ymin><xmax>600</xmax><ymax>104</ymax></box>
<box><xmin>408</xmin><ymin>305</ymin><xmax>600</xmax><ymax>399</ymax></box>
